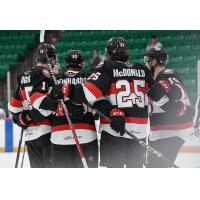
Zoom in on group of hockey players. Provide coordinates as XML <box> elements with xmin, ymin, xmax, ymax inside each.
<box><xmin>8</xmin><ymin>36</ymin><xmax>195</xmax><ymax>168</ymax></box>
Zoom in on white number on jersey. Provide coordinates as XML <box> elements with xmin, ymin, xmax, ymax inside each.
<box><xmin>116</xmin><ymin>80</ymin><xmax>147</xmax><ymax>108</ymax></box>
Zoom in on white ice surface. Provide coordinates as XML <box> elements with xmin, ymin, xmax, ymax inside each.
<box><xmin>0</xmin><ymin>152</ymin><xmax>200</xmax><ymax>168</ymax></box>
<box><xmin>0</xmin><ymin>152</ymin><xmax>30</xmax><ymax>168</ymax></box>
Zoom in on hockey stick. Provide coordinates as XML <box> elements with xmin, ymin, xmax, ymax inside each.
<box><xmin>20</xmin><ymin>143</ymin><xmax>26</xmax><ymax>168</ymax></box>
<box><xmin>40</xmin><ymin>30</ymin><xmax>88</xmax><ymax>168</ymax></box>
<box><xmin>15</xmin><ymin>128</ymin><xmax>24</xmax><ymax>168</ymax></box>
<box><xmin>86</xmin><ymin>103</ymin><xmax>180</xmax><ymax>168</ymax></box>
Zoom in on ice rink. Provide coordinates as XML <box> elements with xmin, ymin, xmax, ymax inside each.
<box><xmin>1</xmin><ymin>120</ymin><xmax>200</xmax><ymax>168</ymax></box>
<box><xmin>0</xmin><ymin>151</ymin><xmax>200</xmax><ymax>168</ymax></box>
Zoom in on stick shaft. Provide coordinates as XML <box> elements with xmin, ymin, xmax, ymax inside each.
<box><xmin>15</xmin><ymin>129</ymin><xmax>23</xmax><ymax>168</ymax></box>
<box><xmin>38</xmin><ymin>29</ymin><xmax>88</xmax><ymax>167</ymax></box>
<box><xmin>86</xmin><ymin>103</ymin><xmax>179</xmax><ymax>168</ymax></box>
<box><xmin>20</xmin><ymin>143</ymin><xmax>26</xmax><ymax>168</ymax></box>
<box><xmin>61</xmin><ymin>100</ymin><xmax>88</xmax><ymax>168</ymax></box>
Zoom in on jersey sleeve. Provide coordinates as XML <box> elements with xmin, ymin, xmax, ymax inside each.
<box><xmin>157</xmin><ymin>70</ymin><xmax>186</xmax><ymax>101</ymax></box>
<box><xmin>146</xmin><ymin>68</ymin><xmax>169</xmax><ymax>104</ymax></box>
<box><xmin>30</xmin><ymin>68</ymin><xmax>58</xmax><ymax>117</ymax></box>
<box><xmin>82</xmin><ymin>60</ymin><xmax>111</xmax><ymax>104</ymax></box>
<box><xmin>8</xmin><ymin>86</ymin><xmax>23</xmax><ymax>114</ymax></box>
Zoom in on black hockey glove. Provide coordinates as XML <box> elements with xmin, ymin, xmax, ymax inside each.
<box><xmin>51</xmin><ymin>83</ymin><xmax>71</xmax><ymax>100</ymax></box>
<box><xmin>66</xmin><ymin>101</ymin><xmax>85</xmax><ymax>120</ymax></box>
<box><xmin>51</xmin><ymin>84</ymin><xmax>64</xmax><ymax>100</ymax></box>
<box><xmin>109</xmin><ymin>108</ymin><xmax>125</xmax><ymax>136</ymax></box>
<box><xmin>13</xmin><ymin>110</ymin><xmax>31</xmax><ymax>129</ymax></box>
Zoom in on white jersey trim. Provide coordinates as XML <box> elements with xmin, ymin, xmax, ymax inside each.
<box><xmin>24</xmin><ymin>124</ymin><xmax>51</xmax><ymax>141</ymax></box>
<box><xmin>83</xmin><ymin>84</ymin><xmax>98</xmax><ymax>105</ymax></box>
<box><xmin>149</xmin><ymin>126</ymin><xmax>194</xmax><ymax>141</ymax></box>
<box><xmin>8</xmin><ymin>103</ymin><xmax>23</xmax><ymax>113</ymax></box>
<box><xmin>51</xmin><ymin>129</ymin><xmax>97</xmax><ymax>145</ymax></box>
<box><xmin>32</xmin><ymin>96</ymin><xmax>53</xmax><ymax>117</ymax></box>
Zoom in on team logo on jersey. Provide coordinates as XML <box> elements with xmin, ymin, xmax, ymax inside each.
<box><xmin>163</xmin><ymin>69</ymin><xmax>174</xmax><ymax>75</ymax></box>
<box><xmin>23</xmin><ymin>70</ymin><xmax>31</xmax><ymax>76</ymax></box>
<box><xmin>21</xmin><ymin>75</ymin><xmax>31</xmax><ymax>84</ymax></box>
<box><xmin>158</xmin><ymin>80</ymin><xmax>171</xmax><ymax>93</ymax></box>
<box><xmin>43</xmin><ymin>69</ymin><xmax>51</xmax><ymax>78</ymax></box>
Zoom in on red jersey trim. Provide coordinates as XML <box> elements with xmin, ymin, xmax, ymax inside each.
<box><xmin>100</xmin><ymin>117</ymin><xmax>148</xmax><ymax>124</ymax></box>
<box><xmin>30</xmin><ymin>92</ymin><xmax>46</xmax><ymax>104</ymax></box>
<box><xmin>150</xmin><ymin>122</ymin><xmax>193</xmax><ymax>131</ymax></box>
<box><xmin>84</xmin><ymin>82</ymin><xmax>103</xmax><ymax>99</ymax></box>
<box><xmin>9</xmin><ymin>97</ymin><xmax>22</xmax><ymax>108</ymax></box>
<box><xmin>52</xmin><ymin>124</ymin><xmax>96</xmax><ymax>133</ymax></box>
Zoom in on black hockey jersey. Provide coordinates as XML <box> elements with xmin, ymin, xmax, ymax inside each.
<box><xmin>8</xmin><ymin>67</ymin><xmax>52</xmax><ymax>141</ymax></box>
<box><xmin>50</xmin><ymin>70</ymin><xmax>97</xmax><ymax>145</ymax></box>
<box><xmin>149</xmin><ymin>68</ymin><xmax>194</xmax><ymax>141</ymax></box>
<box><xmin>73</xmin><ymin>60</ymin><xmax>168</xmax><ymax>139</ymax></box>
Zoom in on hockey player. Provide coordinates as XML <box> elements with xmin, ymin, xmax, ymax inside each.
<box><xmin>49</xmin><ymin>50</ymin><xmax>98</xmax><ymax>168</ymax></box>
<box><xmin>55</xmin><ymin>37</ymin><xmax>170</xmax><ymax>168</ymax></box>
<box><xmin>8</xmin><ymin>43</ymin><xmax>58</xmax><ymax>168</ymax></box>
<box><xmin>144</xmin><ymin>47</ymin><xmax>194</xmax><ymax>167</ymax></box>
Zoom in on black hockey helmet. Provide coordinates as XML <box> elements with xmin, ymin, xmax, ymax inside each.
<box><xmin>65</xmin><ymin>50</ymin><xmax>84</xmax><ymax>68</ymax></box>
<box><xmin>145</xmin><ymin>47</ymin><xmax>168</xmax><ymax>65</ymax></box>
<box><xmin>37</xmin><ymin>43</ymin><xmax>57</xmax><ymax>64</ymax></box>
<box><xmin>105</xmin><ymin>37</ymin><xmax>130</xmax><ymax>62</ymax></box>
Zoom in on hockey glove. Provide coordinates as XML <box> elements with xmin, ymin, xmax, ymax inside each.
<box><xmin>110</xmin><ymin>108</ymin><xmax>125</xmax><ymax>136</ymax></box>
<box><xmin>51</xmin><ymin>83</ymin><xmax>70</xmax><ymax>100</ymax></box>
<box><xmin>51</xmin><ymin>84</ymin><xmax>65</xmax><ymax>100</ymax></box>
<box><xmin>13</xmin><ymin>111</ymin><xmax>31</xmax><ymax>129</ymax></box>
<box><xmin>66</xmin><ymin>101</ymin><xmax>85</xmax><ymax>120</ymax></box>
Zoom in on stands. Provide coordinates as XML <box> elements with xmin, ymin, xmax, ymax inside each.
<box><xmin>0</xmin><ymin>30</ymin><xmax>198</xmax><ymax>104</ymax></box>
<box><xmin>0</xmin><ymin>31</ymin><xmax>38</xmax><ymax>80</ymax></box>
<box><xmin>55</xmin><ymin>30</ymin><xmax>199</xmax><ymax>103</ymax></box>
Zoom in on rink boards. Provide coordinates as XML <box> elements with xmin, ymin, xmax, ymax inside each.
<box><xmin>0</xmin><ymin>119</ymin><xmax>22</xmax><ymax>152</ymax></box>
<box><xmin>0</xmin><ymin>118</ymin><xmax>200</xmax><ymax>153</ymax></box>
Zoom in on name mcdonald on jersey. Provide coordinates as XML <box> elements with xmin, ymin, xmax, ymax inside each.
<box><xmin>113</xmin><ymin>68</ymin><xmax>145</xmax><ymax>78</ymax></box>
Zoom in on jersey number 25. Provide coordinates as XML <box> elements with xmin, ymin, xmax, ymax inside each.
<box><xmin>115</xmin><ymin>80</ymin><xmax>148</xmax><ymax>108</ymax></box>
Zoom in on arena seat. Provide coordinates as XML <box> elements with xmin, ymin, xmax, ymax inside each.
<box><xmin>0</xmin><ymin>31</ymin><xmax>198</xmax><ymax>104</ymax></box>
<box><xmin>55</xmin><ymin>30</ymin><xmax>200</xmax><ymax>103</ymax></box>
<box><xmin>0</xmin><ymin>30</ymin><xmax>38</xmax><ymax>80</ymax></box>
